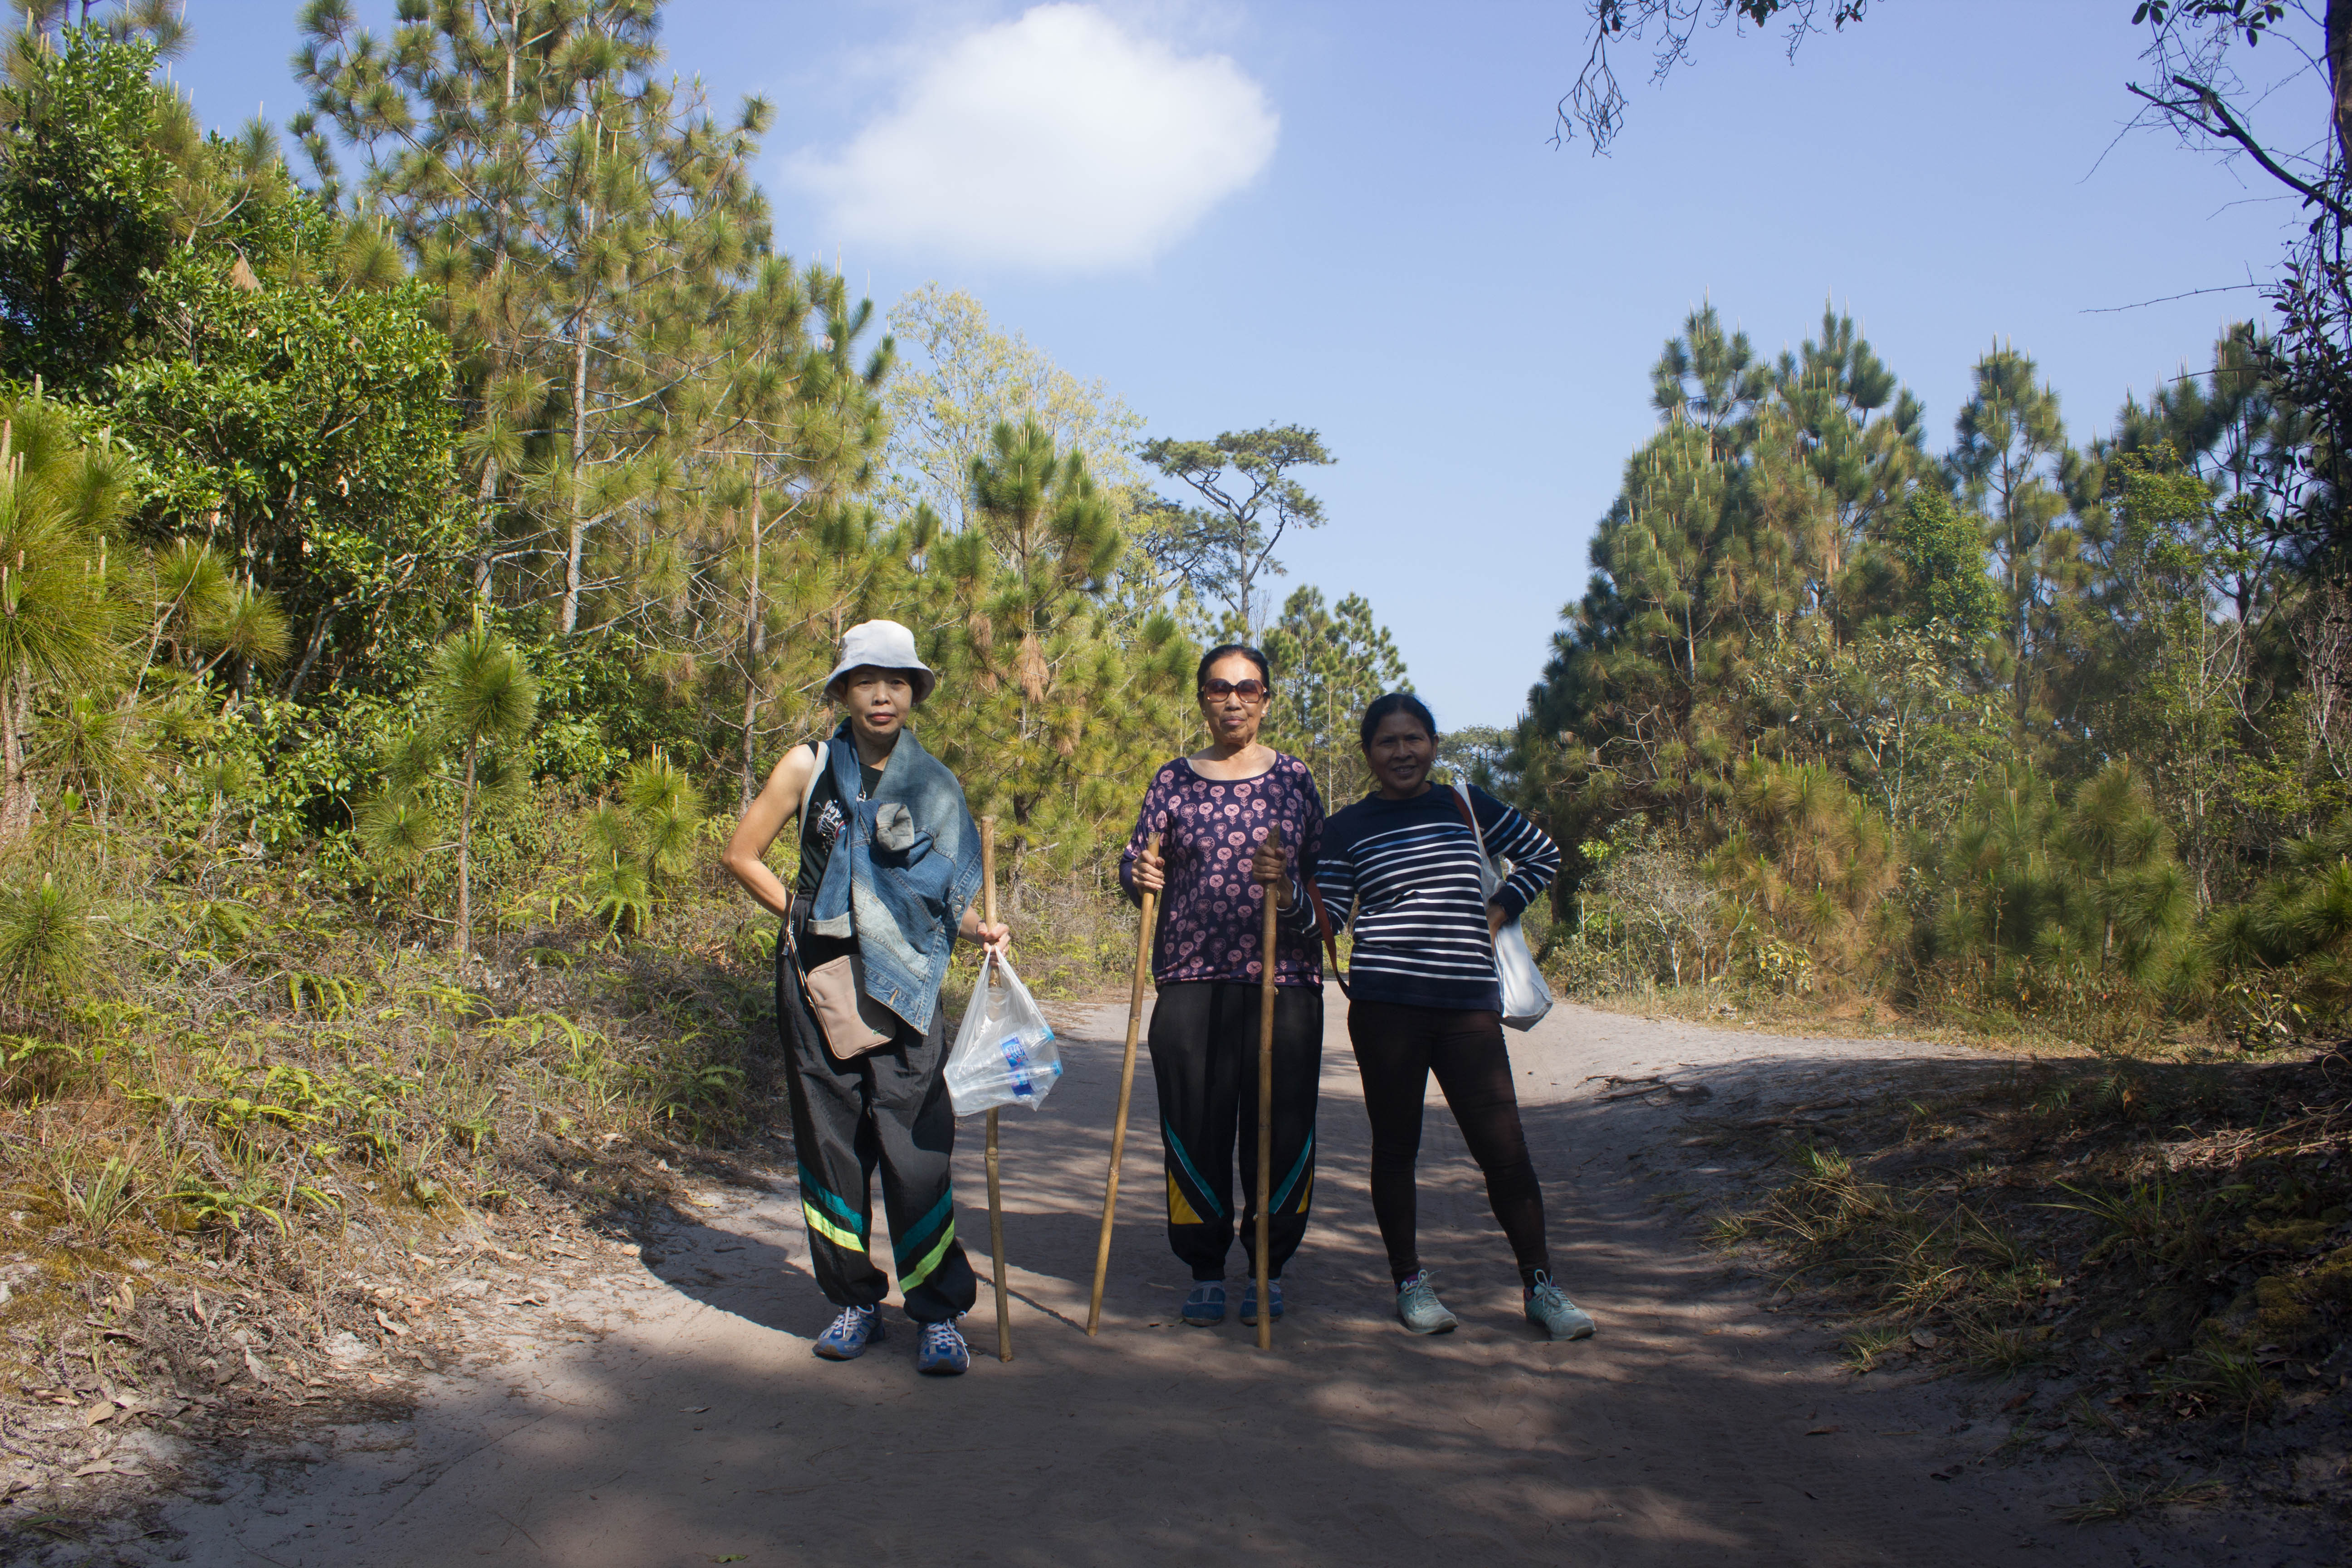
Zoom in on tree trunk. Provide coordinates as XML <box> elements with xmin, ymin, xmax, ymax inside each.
<box><xmin>0</xmin><ymin>670</ymin><xmax>25</xmax><ymax>838</ymax></box>
<box><xmin>472</xmin><ymin>456</ymin><xmax>500</xmax><ymax>601</ymax></box>
<box><xmin>456</xmin><ymin>737</ymin><xmax>478</xmax><ymax>956</ymax></box>
<box><xmin>476</xmin><ymin>2</ymin><xmax>520</xmax><ymax>604</ymax></box>
<box><xmin>2331</xmin><ymin>0</ymin><xmax>2352</xmax><ymax>172</ymax></box>
<box><xmin>559</xmin><ymin>100</ymin><xmax>600</xmax><ymax>636</ymax></box>
<box><xmin>561</xmin><ymin>317</ymin><xmax>590</xmax><ymax>634</ymax></box>
<box><xmin>283</xmin><ymin>605</ymin><xmax>335</xmax><ymax>701</ymax></box>
<box><xmin>739</xmin><ymin>492</ymin><xmax>765</xmax><ymax>810</ymax></box>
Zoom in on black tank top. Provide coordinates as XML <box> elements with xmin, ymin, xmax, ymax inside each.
<box><xmin>794</xmin><ymin>750</ymin><xmax>885</xmax><ymax>897</ymax></box>
<box><xmin>791</xmin><ymin>749</ymin><xmax>882</xmax><ymax>971</ymax></box>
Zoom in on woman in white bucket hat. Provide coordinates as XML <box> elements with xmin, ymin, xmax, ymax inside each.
<box><xmin>721</xmin><ymin>619</ymin><xmax>1009</xmax><ymax>1376</ymax></box>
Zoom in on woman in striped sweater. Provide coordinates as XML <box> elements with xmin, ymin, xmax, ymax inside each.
<box><xmin>1311</xmin><ymin>692</ymin><xmax>1595</xmax><ymax>1341</ymax></box>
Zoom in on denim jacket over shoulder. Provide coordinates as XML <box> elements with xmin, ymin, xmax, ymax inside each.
<box><xmin>805</xmin><ymin>721</ymin><xmax>985</xmax><ymax>1035</ymax></box>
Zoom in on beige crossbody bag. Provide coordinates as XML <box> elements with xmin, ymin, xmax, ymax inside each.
<box><xmin>788</xmin><ymin>743</ymin><xmax>903</xmax><ymax>1060</ymax></box>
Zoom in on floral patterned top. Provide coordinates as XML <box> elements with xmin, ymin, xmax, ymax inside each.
<box><xmin>1117</xmin><ymin>754</ymin><xmax>1324</xmax><ymax>989</ymax></box>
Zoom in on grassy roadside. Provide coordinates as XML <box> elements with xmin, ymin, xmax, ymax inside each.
<box><xmin>0</xmin><ymin>815</ymin><xmax>1135</xmax><ymax>1543</ymax></box>
<box><xmin>1669</xmin><ymin>1034</ymin><xmax>2352</xmax><ymax>1525</ymax></box>
<box><xmin>1567</xmin><ymin>978</ymin><xmax>2078</xmax><ymax>1053</ymax></box>
<box><xmin>0</xmin><ymin>862</ymin><xmax>774</xmax><ymax>1532</ymax></box>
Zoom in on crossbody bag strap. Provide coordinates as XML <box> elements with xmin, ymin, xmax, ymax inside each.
<box><xmin>784</xmin><ymin>740</ymin><xmax>829</xmax><ymax>973</ymax></box>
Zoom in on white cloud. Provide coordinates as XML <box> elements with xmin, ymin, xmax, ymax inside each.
<box><xmin>789</xmin><ymin>4</ymin><xmax>1278</xmax><ymax>270</ymax></box>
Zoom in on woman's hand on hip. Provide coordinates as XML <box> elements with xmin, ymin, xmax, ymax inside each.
<box><xmin>1130</xmin><ymin>842</ymin><xmax>1165</xmax><ymax>895</ymax></box>
<box><xmin>1250</xmin><ymin>838</ymin><xmax>1295</xmax><ymax>910</ymax></box>
<box><xmin>1488</xmin><ymin>902</ymin><xmax>1508</xmax><ymax>939</ymax></box>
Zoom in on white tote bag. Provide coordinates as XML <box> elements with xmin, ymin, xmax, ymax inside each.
<box><xmin>1452</xmin><ymin>783</ymin><xmax>1555</xmax><ymax>1031</ymax></box>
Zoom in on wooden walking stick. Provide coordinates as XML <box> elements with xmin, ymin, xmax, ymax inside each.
<box><xmin>980</xmin><ymin>817</ymin><xmax>1013</xmax><ymax>1363</ymax></box>
<box><xmin>1087</xmin><ymin>831</ymin><xmax>1161</xmax><ymax>1336</ymax></box>
<box><xmin>1254</xmin><ymin>825</ymin><xmax>1282</xmax><ymax>1352</ymax></box>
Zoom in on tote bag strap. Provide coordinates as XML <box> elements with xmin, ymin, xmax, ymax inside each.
<box><xmin>1304</xmin><ymin>878</ymin><xmax>1350</xmax><ymax>999</ymax></box>
<box><xmin>1448</xmin><ymin>782</ymin><xmax>1498</xmax><ymax>886</ymax></box>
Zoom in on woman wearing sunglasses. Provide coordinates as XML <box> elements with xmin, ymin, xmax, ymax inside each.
<box><xmin>1118</xmin><ymin>644</ymin><xmax>1325</xmax><ymax>1328</ymax></box>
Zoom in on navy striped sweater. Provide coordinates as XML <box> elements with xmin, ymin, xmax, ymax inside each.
<box><xmin>1313</xmin><ymin>784</ymin><xmax>1562</xmax><ymax>1011</ymax></box>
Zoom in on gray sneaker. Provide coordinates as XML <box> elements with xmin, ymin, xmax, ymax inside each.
<box><xmin>1395</xmin><ymin>1270</ymin><xmax>1457</xmax><ymax>1335</ymax></box>
<box><xmin>1524</xmin><ymin>1271</ymin><xmax>1595</xmax><ymax>1341</ymax></box>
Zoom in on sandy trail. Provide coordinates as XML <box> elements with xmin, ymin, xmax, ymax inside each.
<box><xmin>157</xmin><ymin>1002</ymin><xmax>2303</xmax><ymax>1566</ymax></box>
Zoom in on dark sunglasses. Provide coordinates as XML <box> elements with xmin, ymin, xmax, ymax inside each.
<box><xmin>1201</xmin><ymin>679</ymin><xmax>1267</xmax><ymax>702</ymax></box>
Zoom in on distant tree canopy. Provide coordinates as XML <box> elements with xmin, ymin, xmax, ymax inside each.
<box><xmin>0</xmin><ymin>5</ymin><xmax>1405</xmax><ymax>897</ymax></box>
<box><xmin>1509</xmin><ymin>290</ymin><xmax>2352</xmax><ymax>1024</ymax></box>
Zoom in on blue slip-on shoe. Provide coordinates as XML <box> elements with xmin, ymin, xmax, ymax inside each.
<box><xmin>1395</xmin><ymin>1270</ymin><xmax>1458</xmax><ymax>1335</ymax></box>
<box><xmin>916</xmin><ymin>1316</ymin><xmax>971</xmax><ymax>1377</ymax></box>
<box><xmin>1239</xmin><ymin>1279</ymin><xmax>1284</xmax><ymax>1326</ymax></box>
<box><xmin>1180</xmin><ymin>1281</ymin><xmax>1226</xmax><ymax>1326</ymax></box>
<box><xmin>813</xmin><ymin>1303</ymin><xmax>884</xmax><ymax>1361</ymax></box>
<box><xmin>1524</xmin><ymin>1271</ymin><xmax>1596</xmax><ymax>1341</ymax></box>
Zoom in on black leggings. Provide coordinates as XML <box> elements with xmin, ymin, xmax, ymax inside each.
<box><xmin>1348</xmin><ymin>1000</ymin><xmax>1548</xmax><ymax>1286</ymax></box>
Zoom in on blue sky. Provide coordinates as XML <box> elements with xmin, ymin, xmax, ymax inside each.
<box><xmin>166</xmin><ymin>0</ymin><xmax>2316</xmax><ymax>730</ymax></box>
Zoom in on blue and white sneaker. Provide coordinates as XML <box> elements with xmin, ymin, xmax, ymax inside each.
<box><xmin>1240</xmin><ymin>1279</ymin><xmax>1284</xmax><ymax>1325</ymax></box>
<box><xmin>1524</xmin><ymin>1271</ymin><xmax>1596</xmax><ymax>1341</ymax></box>
<box><xmin>916</xmin><ymin>1316</ymin><xmax>971</xmax><ymax>1377</ymax></box>
<box><xmin>813</xmin><ymin>1303</ymin><xmax>884</xmax><ymax>1361</ymax></box>
<box><xmin>1181</xmin><ymin>1281</ymin><xmax>1226</xmax><ymax>1326</ymax></box>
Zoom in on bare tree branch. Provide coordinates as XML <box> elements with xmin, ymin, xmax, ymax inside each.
<box><xmin>2128</xmin><ymin>74</ymin><xmax>2352</xmax><ymax>223</ymax></box>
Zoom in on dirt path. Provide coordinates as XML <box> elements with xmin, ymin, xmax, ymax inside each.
<box><xmin>154</xmin><ymin>1002</ymin><xmax>2323</xmax><ymax>1567</ymax></box>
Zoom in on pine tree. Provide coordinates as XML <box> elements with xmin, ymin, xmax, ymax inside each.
<box><xmin>1756</xmin><ymin>304</ymin><xmax>1932</xmax><ymax>631</ymax></box>
<box><xmin>428</xmin><ymin>617</ymin><xmax>538</xmax><ymax>955</ymax></box>
<box><xmin>1650</xmin><ymin>303</ymin><xmax>1769</xmax><ymax>450</ymax></box>
<box><xmin>670</xmin><ymin>262</ymin><xmax>892</xmax><ymax>806</ymax></box>
<box><xmin>1518</xmin><ymin>303</ymin><xmax>1937</xmax><ymax>907</ymax></box>
<box><xmin>916</xmin><ymin>421</ymin><xmax>1194</xmax><ymax>875</ymax></box>
<box><xmin>1137</xmin><ymin>425</ymin><xmax>1333</xmax><ymax>634</ymax></box>
<box><xmin>295</xmin><ymin>0</ymin><xmax>773</xmax><ymax>632</ymax></box>
<box><xmin>882</xmin><ymin>284</ymin><xmax>1146</xmax><ymax>538</ymax></box>
<box><xmin>0</xmin><ymin>394</ymin><xmax>135</xmax><ymax>836</ymax></box>
<box><xmin>1261</xmin><ymin>586</ymin><xmax>1408</xmax><ymax>806</ymax></box>
<box><xmin>1949</xmin><ymin>344</ymin><xmax>2079</xmax><ymax>730</ymax></box>
<box><xmin>1538</xmin><ymin>418</ymin><xmax>1741</xmax><ymax>833</ymax></box>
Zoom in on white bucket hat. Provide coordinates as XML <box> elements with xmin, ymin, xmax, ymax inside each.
<box><xmin>823</xmin><ymin>618</ymin><xmax>937</xmax><ymax>705</ymax></box>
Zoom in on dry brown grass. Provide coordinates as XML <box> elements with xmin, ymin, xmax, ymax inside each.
<box><xmin>1691</xmin><ymin>1045</ymin><xmax>2352</xmax><ymax>1515</ymax></box>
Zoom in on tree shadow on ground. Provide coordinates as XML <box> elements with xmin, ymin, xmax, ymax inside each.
<box><xmin>156</xmin><ymin>1013</ymin><xmax>2321</xmax><ymax>1568</ymax></box>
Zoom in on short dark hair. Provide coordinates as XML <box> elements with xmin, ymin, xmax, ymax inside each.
<box><xmin>1196</xmin><ymin>642</ymin><xmax>1272</xmax><ymax>692</ymax></box>
<box><xmin>1359</xmin><ymin>691</ymin><xmax>1436</xmax><ymax>751</ymax></box>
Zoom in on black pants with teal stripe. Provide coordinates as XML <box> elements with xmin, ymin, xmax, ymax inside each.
<box><xmin>778</xmin><ymin>934</ymin><xmax>977</xmax><ymax>1324</ymax></box>
<box><xmin>1147</xmin><ymin>980</ymin><xmax>1323</xmax><ymax>1282</ymax></box>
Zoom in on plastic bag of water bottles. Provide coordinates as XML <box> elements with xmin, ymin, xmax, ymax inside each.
<box><xmin>945</xmin><ymin>951</ymin><xmax>1062</xmax><ymax>1115</ymax></box>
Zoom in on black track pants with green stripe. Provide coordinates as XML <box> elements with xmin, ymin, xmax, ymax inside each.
<box><xmin>1147</xmin><ymin>980</ymin><xmax>1323</xmax><ymax>1283</ymax></box>
<box><xmin>778</xmin><ymin>937</ymin><xmax>976</xmax><ymax>1324</ymax></box>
